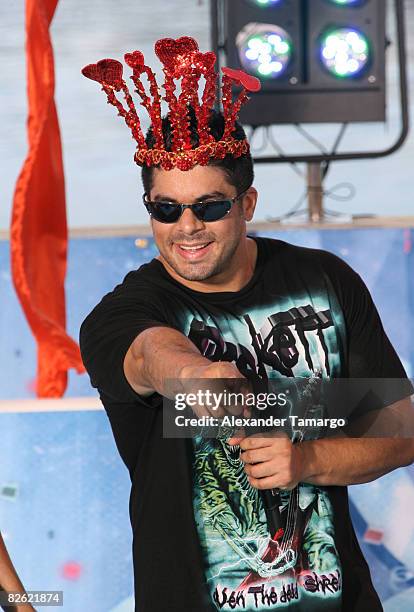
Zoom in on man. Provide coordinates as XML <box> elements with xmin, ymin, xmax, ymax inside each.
<box><xmin>79</xmin><ymin>37</ymin><xmax>413</xmax><ymax>612</ymax></box>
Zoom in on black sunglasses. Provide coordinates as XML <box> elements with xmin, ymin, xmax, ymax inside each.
<box><xmin>142</xmin><ymin>191</ymin><xmax>246</xmax><ymax>224</ymax></box>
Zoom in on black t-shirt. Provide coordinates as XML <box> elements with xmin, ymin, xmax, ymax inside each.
<box><xmin>79</xmin><ymin>236</ymin><xmax>409</xmax><ymax>612</ymax></box>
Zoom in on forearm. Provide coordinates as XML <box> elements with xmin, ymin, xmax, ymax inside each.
<box><xmin>300</xmin><ymin>437</ymin><xmax>414</xmax><ymax>486</ymax></box>
<box><xmin>125</xmin><ymin>326</ymin><xmax>247</xmax><ymax>403</ymax></box>
<box><xmin>0</xmin><ymin>534</ymin><xmax>35</xmax><ymax>611</ymax></box>
<box><xmin>127</xmin><ymin>327</ymin><xmax>210</xmax><ymax>397</ymax></box>
<box><xmin>0</xmin><ymin>535</ymin><xmax>26</xmax><ymax>593</ymax></box>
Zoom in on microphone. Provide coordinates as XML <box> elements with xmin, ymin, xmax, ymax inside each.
<box><xmin>244</xmin><ymin>390</ymin><xmax>284</xmax><ymax>539</ymax></box>
<box><xmin>260</xmin><ymin>487</ymin><xmax>284</xmax><ymax>540</ymax></box>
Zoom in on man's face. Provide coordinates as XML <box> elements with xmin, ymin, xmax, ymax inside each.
<box><xmin>147</xmin><ymin>164</ymin><xmax>257</xmax><ymax>286</ymax></box>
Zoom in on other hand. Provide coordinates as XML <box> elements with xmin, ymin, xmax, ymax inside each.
<box><xmin>228</xmin><ymin>431</ymin><xmax>305</xmax><ymax>490</ymax></box>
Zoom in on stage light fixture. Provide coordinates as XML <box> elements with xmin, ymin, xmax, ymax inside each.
<box><xmin>247</xmin><ymin>0</ymin><xmax>283</xmax><ymax>6</ymax></box>
<box><xmin>329</xmin><ymin>0</ymin><xmax>365</xmax><ymax>5</ymax></box>
<box><xmin>237</xmin><ymin>25</ymin><xmax>293</xmax><ymax>78</ymax></box>
<box><xmin>320</xmin><ymin>28</ymin><xmax>370</xmax><ymax>78</ymax></box>
<box><xmin>216</xmin><ymin>0</ymin><xmax>385</xmax><ymax>124</ymax></box>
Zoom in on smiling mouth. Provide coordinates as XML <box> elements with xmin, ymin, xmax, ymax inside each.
<box><xmin>174</xmin><ymin>241</ymin><xmax>214</xmax><ymax>258</ymax></box>
<box><xmin>177</xmin><ymin>242</ymin><xmax>212</xmax><ymax>251</ymax></box>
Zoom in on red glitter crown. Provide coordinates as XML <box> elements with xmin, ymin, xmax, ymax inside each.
<box><xmin>81</xmin><ymin>36</ymin><xmax>261</xmax><ymax>171</ymax></box>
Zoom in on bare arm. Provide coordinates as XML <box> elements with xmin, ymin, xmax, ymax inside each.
<box><xmin>232</xmin><ymin>397</ymin><xmax>414</xmax><ymax>489</ymax></box>
<box><xmin>123</xmin><ymin>326</ymin><xmax>244</xmax><ymax>398</ymax></box>
<box><xmin>0</xmin><ymin>533</ymin><xmax>35</xmax><ymax>611</ymax></box>
<box><xmin>126</xmin><ymin>328</ymin><xmax>414</xmax><ymax>485</ymax></box>
<box><xmin>299</xmin><ymin>396</ymin><xmax>414</xmax><ymax>485</ymax></box>
<box><xmin>236</xmin><ymin>432</ymin><xmax>414</xmax><ymax>491</ymax></box>
<box><xmin>299</xmin><ymin>435</ymin><xmax>414</xmax><ymax>486</ymax></box>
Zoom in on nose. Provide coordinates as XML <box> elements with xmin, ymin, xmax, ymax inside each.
<box><xmin>174</xmin><ymin>206</ymin><xmax>205</xmax><ymax>235</ymax></box>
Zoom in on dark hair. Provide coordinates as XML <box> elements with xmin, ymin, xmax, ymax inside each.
<box><xmin>141</xmin><ymin>107</ymin><xmax>254</xmax><ymax>195</ymax></box>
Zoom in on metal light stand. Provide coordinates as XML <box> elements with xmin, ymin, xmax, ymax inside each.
<box><xmin>307</xmin><ymin>163</ymin><xmax>324</xmax><ymax>223</ymax></box>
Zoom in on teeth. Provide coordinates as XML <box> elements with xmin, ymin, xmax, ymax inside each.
<box><xmin>179</xmin><ymin>244</ymin><xmax>208</xmax><ymax>251</ymax></box>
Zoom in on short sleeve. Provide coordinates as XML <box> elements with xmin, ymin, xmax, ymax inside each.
<box><xmin>317</xmin><ymin>250</ymin><xmax>406</xmax><ymax>378</ymax></box>
<box><xmin>318</xmin><ymin>251</ymin><xmax>413</xmax><ymax>416</ymax></box>
<box><xmin>79</xmin><ymin>272</ymin><xmax>174</xmax><ymax>402</ymax></box>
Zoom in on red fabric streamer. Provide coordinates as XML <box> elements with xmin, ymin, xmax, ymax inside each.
<box><xmin>10</xmin><ymin>0</ymin><xmax>85</xmax><ymax>397</ymax></box>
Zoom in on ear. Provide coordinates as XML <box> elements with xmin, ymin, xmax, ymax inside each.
<box><xmin>241</xmin><ymin>187</ymin><xmax>258</xmax><ymax>222</ymax></box>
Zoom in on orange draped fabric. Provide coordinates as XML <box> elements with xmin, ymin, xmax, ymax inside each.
<box><xmin>10</xmin><ymin>0</ymin><xmax>85</xmax><ymax>397</ymax></box>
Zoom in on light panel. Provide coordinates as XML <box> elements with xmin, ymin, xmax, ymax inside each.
<box><xmin>247</xmin><ymin>0</ymin><xmax>284</xmax><ymax>6</ymax></box>
<box><xmin>328</xmin><ymin>0</ymin><xmax>366</xmax><ymax>5</ymax></box>
<box><xmin>320</xmin><ymin>28</ymin><xmax>371</xmax><ymax>78</ymax></box>
<box><xmin>236</xmin><ymin>24</ymin><xmax>293</xmax><ymax>78</ymax></box>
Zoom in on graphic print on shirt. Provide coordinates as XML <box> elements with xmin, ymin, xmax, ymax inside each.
<box><xmin>182</xmin><ymin>301</ymin><xmax>344</xmax><ymax>611</ymax></box>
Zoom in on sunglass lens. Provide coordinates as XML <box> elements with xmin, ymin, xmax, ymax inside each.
<box><xmin>151</xmin><ymin>202</ymin><xmax>181</xmax><ymax>223</ymax></box>
<box><xmin>197</xmin><ymin>200</ymin><xmax>232</xmax><ymax>222</ymax></box>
